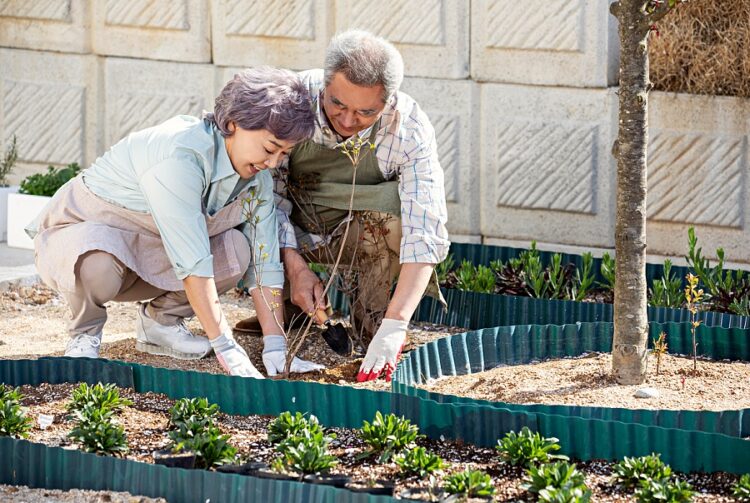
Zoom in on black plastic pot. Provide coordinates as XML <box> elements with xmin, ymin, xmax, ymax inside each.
<box><xmin>302</xmin><ymin>473</ymin><xmax>351</xmax><ymax>488</ymax></box>
<box><xmin>152</xmin><ymin>449</ymin><xmax>196</xmax><ymax>469</ymax></box>
<box><xmin>254</xmin><ymin>467</ymin><xmax>302</xmax><ymax>482</ymax></box>
<box><xmin>344</xmin><ymin>479</ymin><xmax>395</xmax><ymax>496</ymax></box>
<box><xmin>216</xmin><ymin>461</ymin><xmax>268</xmax><ymax>476</ymax></box>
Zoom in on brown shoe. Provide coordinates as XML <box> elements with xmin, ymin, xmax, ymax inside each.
<box><xmin>234</xmin><ymin>302</ymin><xmax>306</xmax><ymax>335</ymax></box>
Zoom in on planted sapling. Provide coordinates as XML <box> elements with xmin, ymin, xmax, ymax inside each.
<box><xmin>0</xmin><ymin>385</ymin><xmax>33</xmax><ymax>438</ymax></box>
<box><xmin>685</xmin><ymin>273</ymin><xmax>703</xmax><ymax>375</ymax></box>
<box><xmin>522</xmin><ymin>461</ymin><xmax>589</xmax><ymax>498</ymax></box>
<box><xmin>444</xmin><ymin>468</ymin><xmax>495</xmax><ymax>498</ymax></box>
<box><xmin>360</xmin><ymin>411</ymin><xmax>423</xmax><ymax>462</ymax></box>
<box><xmin>0</xmin><ymin>135</ymin><xmax>17</xmax><ymax>187</ymax></box>
<box><xmin>612</xmin><ymin>453</ymin><xmax>672</xmax><ymax>489</ymax></box>
<box><xmin>496</xmin><ymin>427</ymin><xmax>568</xmax><ymax>467</ymax></box>
<box><xmin>652</xmin><ymin>332</ymin><xmax>668</xmax><ymax>376</ymax></box>
<box><xmin>395</xmin><ymin>447</ymin><xmax>446</xmax><ymax>478</ymax></box>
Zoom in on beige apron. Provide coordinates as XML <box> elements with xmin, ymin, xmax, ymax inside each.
<box><xmin>34</xmin><ymin>175</ymin><xmax>249</xmax><ymax>293</ymax></box>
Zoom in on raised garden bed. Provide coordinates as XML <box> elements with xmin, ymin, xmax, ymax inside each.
<box><xmin>3</xmin><ymin>380</ymin><xmax>746</xmax><ymax>502</ymax></box>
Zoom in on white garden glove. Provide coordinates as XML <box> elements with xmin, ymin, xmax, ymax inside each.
<box><xmin>357</xmin><ymin>319</ymin><xmax>408</xmax><ymax>382</ymax></box>
<box><xmin>211</xmin><ymin>331</ymin><xmax>264</xmax><ymax>379</ymax></box>
<box><xmin>262</xmin><ymin>335</ymin><xmax>326</xmax><ymax>377</ymax></box>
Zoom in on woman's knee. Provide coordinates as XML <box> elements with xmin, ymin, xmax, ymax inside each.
<box><xmin>76</xmin><ymin>250</ymin><xmax>125</xmax><ymax>300</ymax></box>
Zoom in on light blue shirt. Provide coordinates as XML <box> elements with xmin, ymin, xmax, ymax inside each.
<box><xmin>81</xmin><ymin>115</ymin><xmax>283</xmax><ymax>289</ymax></box>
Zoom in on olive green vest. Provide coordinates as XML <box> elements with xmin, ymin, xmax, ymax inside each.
<box><xmin>288</xmin><ymin>125</ymin><xmax>400</xmax><ymax>234</ymax></box>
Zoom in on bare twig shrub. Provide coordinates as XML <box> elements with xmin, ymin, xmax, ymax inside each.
<box><xmin>649</xmin><ymin>0</ymin><xmax>750</xmax><ymax>97</ymax></box>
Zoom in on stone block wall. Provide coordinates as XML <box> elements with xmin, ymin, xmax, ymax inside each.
<box><xmin>1</xmin><ymin>1</ymin><xmax>748</xmax><ymax>263</ymax></box>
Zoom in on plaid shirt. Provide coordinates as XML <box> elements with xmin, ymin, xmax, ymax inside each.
<box><xmin>274</xmin><ymin>69</ymin><xmax>450</xmax><ymax>264</ymax></box>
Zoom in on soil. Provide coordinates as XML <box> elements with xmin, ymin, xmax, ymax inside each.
<box><xmin>12</xmin><ymin>382</ymin><xmax>742</xmax><ymax>502</ymax></box>
<box><xmin>0</xmin><ymin>484</ymin><xmax>165</xmax><ymax>502</ymax></box>
<box><xmin>0</xmin><ymin>283</ymin><xmax>463</xmax><ymax>393</ymax></box>
<box><xmin>419</xmin><ymin>352</ymin><xmax>750</xmax><ymax>412</ymax></box>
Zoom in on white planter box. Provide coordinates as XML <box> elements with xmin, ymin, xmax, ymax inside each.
<box><xmin>7</xmin><ymin>192</ymin><xmax>51</xmax><ymax>249</ymax></box>
<box><xmin>0</xmin><ymin>185</ymin><xmax>19</xmax><ymax>242</ymax></box>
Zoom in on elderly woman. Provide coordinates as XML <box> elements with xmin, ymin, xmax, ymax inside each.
<box><xmin>29</xmin><ymin>67</ymin><xmax>324</xmax><ymax>378</ymax></box>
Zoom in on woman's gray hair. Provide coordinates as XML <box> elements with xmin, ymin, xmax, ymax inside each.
<box><xmin>207</xmin><ymin>66</ymin><xmax>315</xmax><ymax>141</ymax></box>
<box><xmin>324</xmin><ymin>30</ymin><xmax>404</xmax><ymax>102</ymax></box>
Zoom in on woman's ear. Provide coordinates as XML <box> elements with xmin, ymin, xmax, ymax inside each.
<box><xmin>228</xmin><ymin>121</ymin><xmax>237</xmax><ymax>133</ymax></box>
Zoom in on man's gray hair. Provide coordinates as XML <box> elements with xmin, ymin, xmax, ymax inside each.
<box><xmin>324</xmin><ymin>30</ymin><xmax>404</xmax><ymax>102</ymax></box>
<box><xmin>208</xmin><ymin>66</ymin><xmax>315</xmax><ymax>142</ymax></box>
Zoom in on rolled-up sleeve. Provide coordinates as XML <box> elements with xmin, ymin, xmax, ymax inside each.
<box><xmin>240</xmin><ymin>171</ymin><xmax>285</xmax><ymax>290</ymax></box>
<box><xmin>138</xmin><ymin>154</ymin><xmax>214</xmax><ymax>279</ymax></box>
<box><xmin>397</xmin><ymin>114</ymin><xmax>451</xmax><ymax>265</ymax></box>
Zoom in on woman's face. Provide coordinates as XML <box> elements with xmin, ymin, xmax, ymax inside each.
<box><xmin>224</xmin><ymin>123</ymin><xmax>295</xmax><ymax>179</ymax></box>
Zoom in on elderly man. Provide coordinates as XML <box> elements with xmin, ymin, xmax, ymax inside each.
<box><xmin>235</xmin><ymin>30</ymin><xmax>449</xmax><ymax>382</ymax></box>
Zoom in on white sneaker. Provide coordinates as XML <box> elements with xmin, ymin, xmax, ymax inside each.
<box><xmin>65</xmin><ymin>333</ymin><xmax>102</xmax><ymax>358</ymax></box>
<box><xmin>135</xmin><ymin>303</ymin><xmax>212</xmax><ymax>360</ymax></box>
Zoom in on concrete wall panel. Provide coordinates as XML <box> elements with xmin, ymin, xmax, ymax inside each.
<box><xmin>472</xmin><ymin>0</ymin><xmax>618</xmax><ymax>87</ymax></box>
<box><xmin>212</xmin><ymin>0</ymin><xmax>334</xmax><ymax>70</ymax></box>
<box><xmin>92</xmin><ymin>0</ymin><xmax>211</xmax><ymax>63</ymax></box>
<box><xmin>401</xmin><ymin>77</ymin><xmax>480</xmax><ymax>235</ymax></box>
<box><xmin>0</xmin><ymin>0</ymin><xmax>89</xmax><ymax>54</ymax></box>
<box><xmin>480</xmin><ymin>84</ymin><xmax>616</xmax><ymax>247</ymax></box>
<box><xmin>646</xmin><ymin>92</ymin><xmax>750</xmax><ymax>262</ymax></box>
<box><xmin>335</xmin><ymin>0</ymin><xmax>469</xmax><ymax>79</ymax></box>
<box><xmin>104</xmin><ymin>58</ymin><xmax>215</xmax><ymax>148</ymax></box>
<box><xmin>0</xmin><ymin>49</ymin><xmax>99</xmax><ymax>183</ymax></box>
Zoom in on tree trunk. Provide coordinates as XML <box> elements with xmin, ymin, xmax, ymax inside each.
<box><xmin>610</xmin><ymin>0</ymin><xmax>651</xmax><ymax>385</ymax></box>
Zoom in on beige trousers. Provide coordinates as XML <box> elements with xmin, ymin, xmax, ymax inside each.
<box><xmin>302</xmin><ymin>211</ymin><xmax>401</xmax><ymax>341</ymax></box>
<box><xmin>62</xmin><ymin>229</ymin><xmax>251</xmax><ymax>337</ymax></box>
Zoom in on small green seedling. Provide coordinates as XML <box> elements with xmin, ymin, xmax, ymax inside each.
<box><xmin>360</xmin><ymin>411</ymin><xmax>422</xmax><ymax>462</ymax></box>
<box><xmin>496</xmin><ymin>427</ymin><xmax>568</xmax><ymax>467</ymax></box>
<box><xmin>395</xmin><ymin>447</ymin><xmax>446</xmax><ymax>478</ymax></box>
<box><xmin>444</xmin><ymin>468</ymin><xmax>495</xmax><ymax>498</ymax></box>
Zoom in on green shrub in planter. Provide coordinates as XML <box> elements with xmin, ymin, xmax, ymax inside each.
<box><xmin>612</xmin><ymin>453</ymin><xmax>672</xmax><ymax>489</ymax></box>
<box><xmin>0</xmin><ymin>385</ymin><xmax>33</xmax><ymax>438</ymax></box>
<box><xmin>522</xmin><ymin>461</ymin><xmax>589</xmax><ymax>499</ymax></box>
<box><xmin>360</xmin><ymin>411</ymin><xmax>423</xmax><ymax>462</ymax></box>
<box><xmin>496</xmin><ymin>427</ymin><xmax>568</xmax><ymax>468</ymax></box>
<box><xmin>267</xmin><ymin>411</ymin><xmax>323</xmax><ymax>446</ymax></box>
<box><xmin>395</xmin><ymin>447</ymin><xmax>446</xmax><ymax>478</ymax></box>
<box><xmin>169</xmin><ymin>397</ymin><xmax>219</xmax><ymax>430</ymax></box>
<box><xmin>537</xmin><ymin>485</ymin><xmax>591</xmax><ymax>502</ymax></box>
<box><xmin>444</xmin><ymin>468</ymin><xmax>495</xmax><ymax>498</ymax></box>
<box><xmin>68</xmin><ymin>405</ymin><xmax>129</xmax><ymax>456</ymax></box>
<box><xmin>732</xmin><ymin>474</ymin><xmax>750</xmax><ymax>501</ymax></box>
<box><xmin>19</xmin><ymin>162</ymin><xmax>80</xmax><ymax>197</ymax></box>
<box><xmin>276</xmin><ymin>429</ymin><xmax>338</xmax><ymax>474</ymax></box>
<box><xmin>635</xmin><ymin>477</ymin><xmax>695</xmax><ymax>502</ymax></box>
<box><xmin>66</xmin><ymin>382</ymin><xmax>133</xmax><ymax>416</ymax></box>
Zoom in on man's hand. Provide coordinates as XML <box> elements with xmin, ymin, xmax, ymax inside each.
<box><xmin>357</xmin><ymin>319</ymin><xmax>408</xmax><ymax>382</ymax></box>
<box><xmin>283</xmin><ymin>248</ymin><xmax>326</xmax><ymax>315</ymax></box>
<box><xmin>262</xmin><ymin>335</ymin><xmax>326</xmax><ymax>377</ymax></box>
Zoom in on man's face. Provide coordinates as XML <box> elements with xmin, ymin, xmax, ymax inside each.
<box><xmin>322</xmin><ymin>72</ymin><xmax>386</xmax><ymax>138</ymax></box>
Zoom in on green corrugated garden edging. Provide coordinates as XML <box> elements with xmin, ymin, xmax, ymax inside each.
<box><xmin>0</xmin><ymin>357</ymin><xmax>535</xmax><ymax>502</ymax></box>
<box><xmin>0</xmin><ymin>437</ymin><xmax>393</xmax><ymax>503</ymax></box>
<box><xmin>393</xmin><ymin>321</ymin><xmax>750</xmax><ymax>440</ymax></box>
<box><xmin>409</xmin><ymin>242</ymin><xmax>750</xmax><ymax>330</ymax></box>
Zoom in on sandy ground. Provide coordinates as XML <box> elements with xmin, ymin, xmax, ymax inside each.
<box><xmin>0</xmin><ymin>485</ymin><xmax>165</xmax><ymax>502</ymax></box>
<box><xmin>0</xmin><ymin>283</ymin><xmax>462</xmax><ymax>392</ymax></box>
<box><xmin>420</xmin><ymin>352</ymin><xmax>750</xmax><ymax>412</ymax></box>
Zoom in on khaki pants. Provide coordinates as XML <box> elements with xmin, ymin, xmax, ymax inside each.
<box><xmin>54</xmin><ymin>229</ymin><xmax>251</xmax><ymax>337</ymax></box>
<box><xmin>301</xmin><ymin>211</ymin><xmax>401</xmax><ymax>342</ymax></box>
